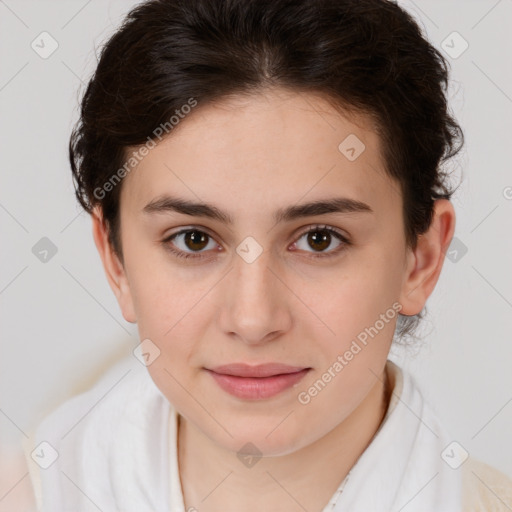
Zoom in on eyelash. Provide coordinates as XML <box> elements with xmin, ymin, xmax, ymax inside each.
<box><xmin>162</xmin><ymin>224</ymin><xmax>351</xmax><ymax>261</ymax></box>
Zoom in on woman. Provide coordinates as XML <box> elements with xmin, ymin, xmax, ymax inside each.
<box><xmin>24</xmin><ymin>0</ymin><xmax>512</xmax><ymax>510</ymax></box>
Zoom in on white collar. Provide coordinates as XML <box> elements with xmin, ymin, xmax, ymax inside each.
<box><xmin>31</xmin><ymin>358</ymin><xmax>462</xmax><ymax>511</ymax></box>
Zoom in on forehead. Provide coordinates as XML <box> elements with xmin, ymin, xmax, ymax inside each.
<box><xmin>120</xmin><ymin>87</ymin><xmax>400</xmax><ymax>219</ymax></box>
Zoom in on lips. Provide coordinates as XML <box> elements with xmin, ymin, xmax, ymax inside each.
<box><xmin>207</xmin><ymin>362</ymin><xmax>309</xmax><ymax>378</ymax></box>
<box><xmin>204</xmin><ymin>363</ymin><xmax>312</xmax><ymax>400</ymax></box>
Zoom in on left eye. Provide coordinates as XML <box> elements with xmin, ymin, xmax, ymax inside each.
<box><xmin>292</xmin><ymin>225</ymin><xmax>349</xmax><ymax>257</ymax></box>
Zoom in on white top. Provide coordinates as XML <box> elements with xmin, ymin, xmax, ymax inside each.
<box><xmin>24</xmin><ymin>355</ymin><xmax>512</xmax><ymax>511</ymax></box>
<box><xmin>168</xmin><ymin>405</ymin><xmax>186</xmax><ymax>511</ymax></box>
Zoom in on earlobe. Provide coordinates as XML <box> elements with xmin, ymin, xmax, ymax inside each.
<box><xmin>398</xmin><ymin>199</ymin><xmax>456</xmax><ymax>316</ymax></box>
<box><xmin>91</xmin><ymin>207</ymin><xmax>137</xmax><ymax>323</ymax></box>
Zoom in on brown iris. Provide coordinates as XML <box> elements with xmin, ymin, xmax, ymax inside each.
<box><xmin>307</xmin><ymin>229</ymin><xmax>331</xmax><ymax>252</ymax></box>
<box><xmin>184</xmin><ymin>230</ymin><xmax>209</xmax><ymax>251</ymax></box>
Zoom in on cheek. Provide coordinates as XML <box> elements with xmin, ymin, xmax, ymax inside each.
<box><xmin>131</xmin><ymin>271</ymin><xmax>211</xmax><ymax>352</ymax></box>
<box><xmin>123</xmin><ymin>232</ymin><xmax>205</xmax><ymax>336</ymax></box>
<box><xmin>126</xmin><ymin>252</ymin><xmax>222</xmax><ymax>377</ymax></box>
<box><xmin>130</xmin><ymin>274</ymin><xmax>179</xmax><ymax>338</ymax></box>
<box><xmin>293</xmin><ymin>264</ymin><xmax>400</xmax><ymax>431</ymax></box>
<box><xmin>299</xmin><ymin>252</ymin><xmax>403</xmax><ymax>347</ymax></box>
<box><xmin>129</xmin><ymin>266</ymin><xmax>208</xmax><ymax>408</ymax></box>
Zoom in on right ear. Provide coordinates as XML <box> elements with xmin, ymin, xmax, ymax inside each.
<box><xmin>91</xmin><ymin>206</ymin><xmax>137</xmax><ymax>324</ymax></box>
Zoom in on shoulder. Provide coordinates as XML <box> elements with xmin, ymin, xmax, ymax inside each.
<box><xmin>385</xmin><ymin>362</ymin><xmax>512</xmax><ymax>511</ymax></box>
<box><xmin>24</xmin><ymin>356</ymin><xmax>171</xmax><ymax>511</ymax></box>
<box><xmin>462</xmin><ymin>457</ymin><xmax>512</xmax><ymax>511</ymax></box>
<box><xmin>32</xmin><ymin>356</ymin><xmax>161</xmax><ymax>443</ymax></box>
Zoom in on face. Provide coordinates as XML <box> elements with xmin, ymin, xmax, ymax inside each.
<box><xmin>93</xmin><ymin>87</ymin><xmax>450</xmax><ymax>456</ymax></box>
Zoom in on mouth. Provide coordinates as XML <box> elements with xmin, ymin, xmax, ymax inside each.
<box><xmin>206</xmin><ymin>362</ymin><xmax>310</xmax><ymax>378</ymax></box>
<box><xmin>204</xmin><ymin>363</ymin><xmax>312</xmax><ymax>400</ymax></box>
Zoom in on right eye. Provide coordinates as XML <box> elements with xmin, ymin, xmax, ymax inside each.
<box><xmin>162</xmin><ymin>228</ymin><xmax>220</xmax><ymax>260</ymax></box>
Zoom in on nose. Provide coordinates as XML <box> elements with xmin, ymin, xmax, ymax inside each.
<box><xmin>217</xmin><ymin>247</ymin><xmax>292</xmax><ymax>345</ymax></box>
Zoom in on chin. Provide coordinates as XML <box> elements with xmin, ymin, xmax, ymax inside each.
<box><xmin>206</xmin><ymin>418</ymin><xmax>308</xmax><ymax>457</ymax></box>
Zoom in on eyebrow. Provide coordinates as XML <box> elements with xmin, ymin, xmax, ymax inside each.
<box><xmin>143</xmin><ymin>195</ymin><xmax>373</xmax><ymax>224</ymax></box>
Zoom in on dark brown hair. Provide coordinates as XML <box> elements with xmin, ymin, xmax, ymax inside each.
<box><xmin>69</xmin><ymin>0</ymin><xmax>464</xmax><ymax>342</ymax></box>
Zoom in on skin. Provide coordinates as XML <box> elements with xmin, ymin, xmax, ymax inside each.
<box><xmin>92</xmin><ymin>87</ymin><xmax>455</xmax><ymax>512</ymax></box>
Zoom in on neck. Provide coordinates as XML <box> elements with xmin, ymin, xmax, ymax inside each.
<box><xmin>178</xmin><ymin>365</ymin><xmax>392</xmax><ymax>512</ymax></box>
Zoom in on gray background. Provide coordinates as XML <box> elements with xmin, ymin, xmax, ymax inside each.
<box><xmin>1</xmin><ymin>0</ymin><xmax>511</xmax><ymax>507</ymax></box>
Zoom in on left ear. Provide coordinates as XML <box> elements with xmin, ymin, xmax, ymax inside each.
<box><xmin>398</xmin><ymin>199</ymin><xmax>456</xmax><ymax>316</ymax></box>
